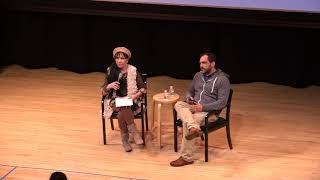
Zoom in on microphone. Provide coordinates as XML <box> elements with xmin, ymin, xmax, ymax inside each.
<box><xmin>115</xmin><ymin>73</ymin><xmax>124</xmax><ymax>97</ymax></box>
<box><xmin>118</xmin><ymin>73</ymin><xmax>123</xmax><ymax>82</ymax></box>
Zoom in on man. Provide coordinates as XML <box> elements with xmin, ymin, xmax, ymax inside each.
<box><xmin>170</xmin><ymin>52</ymin><xmax>230</xmax><ymax>167</ymax></box>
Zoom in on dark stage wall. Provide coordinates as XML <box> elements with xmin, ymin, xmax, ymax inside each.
<box><xmin>2</xmin><ymin>2</ymin><xmax>320</xmax><ymax>87</ymax></box>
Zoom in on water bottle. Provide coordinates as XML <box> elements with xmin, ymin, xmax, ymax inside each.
<box><xmin>164</xmin><ymin>90</ymin><xmax>169</xmax><ymax>99</ymax></box>
<box><xmin>169</xmin><ymin>86</ymin><xmax>174</xmax><ymax>96</ymax></box>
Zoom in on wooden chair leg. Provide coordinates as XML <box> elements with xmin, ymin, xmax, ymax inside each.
<box><xmin>145</xmin><ymin>109</ymin><xmax>149</xmax><ymax>131</ymax></box>
<box><xmin>173</xmin><ymin>110</ymin><xmax>178</xmax><ymax>152</ymax></box>
<box><xmin>110</xmin><ymin>118</ymin><xmax>114</xmax><ymax>130</ymax></box>
<box><xmin>174</xmin><ymin>123</ymin><xmax>178</xmax><ymax>152</ymax></box>
<box><xmin>102</xmin><ymin>117</ymin><xmax>106</xmax><ymax>145</ymax></box>
<box><xmin>205</xmin><ymin>132</ymin><xmax>208</xmax><ymax>162</ymax></box>
<box><xmin>226</xmin><ymin>123</ymin><xmax>233</xmax><ymax>149</ymax></box>
<box><xmin>205</xmin><ymin>118</ymin><xmax>208</xmax><ymax>162</ymax></box>
<box><xmin>101</xmin><ymin>97</ymin><xmax>106</xmax><ymax>145</ymax></box>
<box><xmin>141</xmin><ymin>114</ymin><xmax>145</xmax><ymax>145</ymax></box>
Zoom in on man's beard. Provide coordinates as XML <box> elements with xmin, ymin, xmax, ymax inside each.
<box><xmin>201</xmin><ymin>68</ymin><xmax>210</xmax><ymax>74</ymax></box>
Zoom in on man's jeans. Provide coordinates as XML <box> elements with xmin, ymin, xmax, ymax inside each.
<box><xmin>174</xmin><ymin>101</ymin><xmax>217</xmax><ymax>161</ymax></box>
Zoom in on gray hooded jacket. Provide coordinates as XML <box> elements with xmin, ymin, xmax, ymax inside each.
<box><xmin>186</xmin><ymin>69</ymin><xmax>230</xmax><ymax>113</ymax></box>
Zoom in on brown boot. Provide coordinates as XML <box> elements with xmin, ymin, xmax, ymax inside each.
<box><xmin>170</xmin><ymin>156</ymin><xmax>194</xmax><ymax>167</ymax></box>
<box><xmin>127</xmin><ymin>123</ymin><xmax>144</xmax><ymax>145</ymax></box>
<box><xmin>121</xmin><ymin>133</ymin><xmax>132</xmax><ymax>152</ymax></box>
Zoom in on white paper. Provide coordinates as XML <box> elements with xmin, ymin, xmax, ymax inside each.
<box><xmin>115</xmin><ymin>97</ymin><xmax>133</xmax><ymax>107</ymax></box>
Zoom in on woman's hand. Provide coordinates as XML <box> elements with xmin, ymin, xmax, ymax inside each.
<box><xmin>130</xmin><ymin>91</ymin><xmax>142</xmax><ymax>100</ymax></box>
<box><xmin>130</xmin><ymin>94</ymin><xmax>138</xmax><ymax>100</ymax></box>
<box><xmin>101</xmin><ymin>88</ymin><xmax>107</xmax><ymax>95</ymax></box>
<box><xmin>107</xmin><ymin>81</ymin><xmax>120</xmax><ymax>90</ymax></box>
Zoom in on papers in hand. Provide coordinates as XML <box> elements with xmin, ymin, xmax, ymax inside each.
<box><xmin>115</xmin><ymin>97</ymin><xmax>133</xmax><ymax>107</ymax></box>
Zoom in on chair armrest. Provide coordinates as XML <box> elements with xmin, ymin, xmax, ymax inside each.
<box><xmin>102</xmin><ymin>95</ymin><xmax>106</xmax><ymax>103</ymax></box>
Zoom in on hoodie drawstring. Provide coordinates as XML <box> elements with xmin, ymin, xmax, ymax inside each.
<box><xmin>211</xmin><ymin>77</ymin><xmax>218</xmax><ymax>93</ymax></box>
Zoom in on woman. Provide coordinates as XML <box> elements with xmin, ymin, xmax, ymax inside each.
<box><xmin>101</xmin><ymin>47</ymin><xmax>146</xmax><ymax>152</ymax></box>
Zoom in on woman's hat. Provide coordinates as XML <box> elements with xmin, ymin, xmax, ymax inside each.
<box><xmin>113</xmin><ymin>47</ymin><xmax>131</xmax><ymax>59</ymax></box>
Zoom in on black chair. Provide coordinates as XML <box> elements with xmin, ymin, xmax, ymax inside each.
<box><xmin>101</xmin><ymin>73</ymin><xmax>149</xmax><ymax>145</ymax></box>
<box><xmin>173</xmin><ymin>89</ymin><xmax>233</xmax><ymax>162</ymax></box>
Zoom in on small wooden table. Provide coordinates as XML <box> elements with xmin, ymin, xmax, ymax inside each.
<box><xmin>152</xmin><ymin>93</ymin><xmax>180</xmax><ymax>149</ymax></box>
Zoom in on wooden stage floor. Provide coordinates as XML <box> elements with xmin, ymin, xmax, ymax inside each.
<box><xmin>1</xmin><ymin>65</ymin><xmax>319</xmax><ymax>179</ymax></box>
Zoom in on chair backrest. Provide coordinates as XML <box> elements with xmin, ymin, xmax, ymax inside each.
<box><xmin>140</xmin><ymin>73</ymin><xmax>148</xmax><ymax>106</ymax></box>
<box><xmin>141</xmin><ymin>73</ymin><xmax>147</xmax><ymax>85</ymax></box>
<box><xmin>226</xmin><ymin>89</ymin><xmax>233</xmax><ymax>121</ymax></box>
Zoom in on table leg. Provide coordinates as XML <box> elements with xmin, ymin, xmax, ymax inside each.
<box><xmin>157</xmin><ymin>103</ymin><xmax>162</xmax><ymax>149</ymax></box>
<box><xmin>152</xmin><ymin>101</ymin><xmax>155</xmax><ymax>130</ymax></box>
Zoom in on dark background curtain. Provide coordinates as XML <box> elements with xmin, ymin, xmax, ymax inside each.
<box><xmin>2</xmin><ymin>10</ymin><xmax>320</xmax><ymax>87</ymax></box>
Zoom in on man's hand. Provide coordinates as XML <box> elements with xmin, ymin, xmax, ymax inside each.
<box><xmin>190</xmin><ymin>103</ymin><xmax>203</xmax><ymax>113</ymax></box>
<box><xmin>107</xmin><ymin>81</ymin><xmax>120</xmax><ymax>90</ymax></box>
<box><xmin>186</xmin><ymin>96</ymin><xmax>196</xmax><ymax>105</ymax></box>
